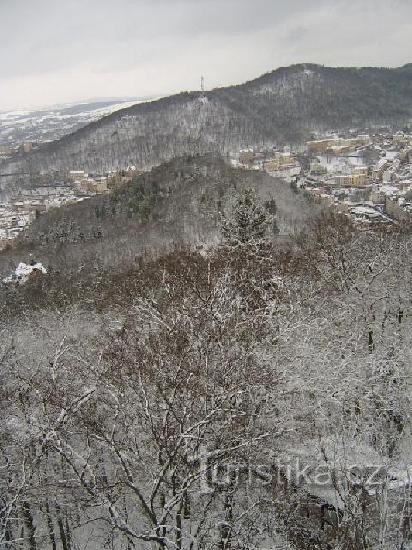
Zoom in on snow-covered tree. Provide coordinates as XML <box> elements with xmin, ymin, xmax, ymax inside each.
<box><xmin>221</xmin><ymin>189</ymin><xmax>276</xmax><ymax>246</ymax></box>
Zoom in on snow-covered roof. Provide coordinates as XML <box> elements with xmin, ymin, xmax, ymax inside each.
<box><xmin>380</xmin><ymin>185</ymin><xmax>399</xmax><ymax>195</ymax></box>
<box><xmin>350</xmin><ymin>206</ymin><xmax>378</xmax><ymax>214</ymax></box>
<box><xmin>385</xmin><ymin>151</ymin><xmax>400</xmax><ymax>161</ymax></box>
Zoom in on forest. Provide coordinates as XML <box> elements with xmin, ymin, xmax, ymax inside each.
<box><xmin>1</xmin><ymin>156</ymin><xmax>411</xmax><ymax>548</ymax></box>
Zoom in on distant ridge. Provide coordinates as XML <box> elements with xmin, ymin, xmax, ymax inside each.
<box><xmin>2</xmin><ymin>63</ymin><xmax>412</xmax><ymax>185</ymax></box>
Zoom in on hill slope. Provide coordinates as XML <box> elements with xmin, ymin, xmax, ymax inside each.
<box><xmin>0</xmin><ymin>154</ymin><xmax>319</xmax><ymax>280</ymax></box>
<box><xmin>2</xmin><ymin>63</ymin><xmax>412</xmax><ymax>183</ymax></box>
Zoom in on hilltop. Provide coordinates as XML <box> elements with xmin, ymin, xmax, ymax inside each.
<box><xmin>1</xmin><ymin>63</ymin><xmax>412</xmax><ymax>186</ymax></box>
<box><xmin>0</xmin><ymin>154</ymin><xmax>319</xmax><ymax>283</ymax></box>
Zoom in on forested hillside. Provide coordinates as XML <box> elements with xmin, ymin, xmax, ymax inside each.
<box><xmin>1</xmin><ymin>63</ymin><xmax>412</xmax><ymax>184</ymax></box>
<box><xmin>1</xmin><ymin>205</ymin><xmax>412</xmax><ymax>548</ymax></box>
<box><xmin>0</xmin><ymin>155</ymin><xmax>317</xmax><ymax>282</ymax></box>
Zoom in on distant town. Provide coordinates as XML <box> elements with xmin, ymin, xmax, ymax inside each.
<box><xmin>0</xmin><ymin>98</ymin><xmax>145</xmax><ymax>151</ymax></box>
<box><xmin>0</xmin><ymin>166</ymin><xmax>137</xmax><ymax>249</ymax></box>
<box><xmin>233</xmin><ymin>129</ymin><xmax>412</xmax><ymax>226</ymax></box>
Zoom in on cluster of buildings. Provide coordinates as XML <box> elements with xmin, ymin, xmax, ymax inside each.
<box><xmin>0</xmin><ymin>184</ymin><xmax>85</xmax><ymax>247</ymax></box>
<box><xmin>306</xmin><ymin>135</ymin><xmax>372</xmax><ymax>154</ymax></box>
<box><xmin>0</xmin><ymin>166</ymin><xmax>137</xmax><ymax>249</ymax></box>
<box><xmin>0</xmin><ymin>142</ymin><xmax>40</xmax><ymax>161</ymax></box>
<box><xmin>2</xmin><ymin>128</ymin><xmax>412</xmax><ymax>249</ymax></box>
<box><xmin>235</xmin><ymin>147</ymin><xmax>301</xmax><ymax>182</ymax></box>
<box><xmin>301</xmin><ymin>131</ymin><xmax>412</xmax><ymax>225</ymax></box>
<box><xmin>67</xmin><ymin>167</ymin><xmax>137</xmax><ymax>194</ymax></box>
<box><xmin>234</xmin><ymin>129</ymin><xmax>412</xmax><ymax>226</ymax></box>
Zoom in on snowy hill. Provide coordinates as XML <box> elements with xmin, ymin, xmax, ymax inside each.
<box><xmin>0</xmin><ymin>154</ymin><xmax>319</xmax><ymax>278</ymax></box>
<box><xmin>1</xmin><ymin>63</ymin><xmax>412</xmax><ymax>184</ymax></box>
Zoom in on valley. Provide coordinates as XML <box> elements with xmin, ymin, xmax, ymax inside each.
<box><xmin>1</xmin><ymin>60</ymin><xmax>412</xmax><ymax>550</ymax></box>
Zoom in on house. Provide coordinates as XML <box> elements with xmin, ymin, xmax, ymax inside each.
<box><xmin>0</xmin><ymin>145</ymin><xmax>12</xmax><ymax>157</ymax></box>
<box><xmin>69</xmin><ymin>170</ymin><xmax>88</xmax><ymax>182</ymax></box>
<box><xmin>333</xmin><ymin>173</ymin><xmax>368</xmax><ymax>187</ymax></box>
<box><xmin>307</xmin><ymin>139</ymin><xmax>337</xmax><ymax>154</ymax></box>
<box><xmin>310</xmin><ymin>159</ymin><xmax>327</xmax><ymax>175</ymax></box>
<box><xmin>372</xmin><ymin>158</ymin><xmax>389</xmax><ymax>181</ymax></box>
<box><xmin>307</xmin><ymin>136</ymin><xmax>371</xmax><ymax>155</ymax></box>
<box><xmin>349</xmin><ymin>206</ymin><xmax>390</xmax><ymax>224</ymax></box>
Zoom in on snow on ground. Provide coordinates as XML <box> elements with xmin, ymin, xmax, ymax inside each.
<box><xmin>3</xmin><ymin>262</ymin><xmax>47</xmax><ymax>285</ymax></box>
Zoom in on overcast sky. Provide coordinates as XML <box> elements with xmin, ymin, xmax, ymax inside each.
<box><xmin>0</xmin><ymin>0</ymin><xmax>411</xmax><ymax>111</ymax></box>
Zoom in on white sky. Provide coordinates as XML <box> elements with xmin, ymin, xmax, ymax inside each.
<box><xmin>0</xmin><ymin>0</ymin><xmax>411</xmax><ymax>111</ymax></box>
